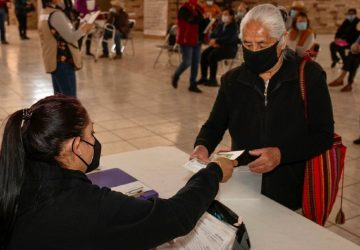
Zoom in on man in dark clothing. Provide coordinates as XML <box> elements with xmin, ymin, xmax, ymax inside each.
<box><xmin>197</xmin><ymin>9</ymin><xmax>239</xmax><ymax>87</ymax></box>
<box><xmin>191</xmin><ymin>4</ymin><xmax>334</xmax><ymax>210</ymax></box>
<box><xmin>328</xmin><ymin>35</ymin><xmax>360</xmax><ymax>92</ymax></box>
<box><xmin>101</xmin><ymin>0</ymin><xmax>129</xmax><ymax>59</ymax></box>
<box><xmin>330</xmin><ymin>8</ymin><xmax>360</xmax><ymax>68</ymax></box>
<box><xmin>14</xmin><ymin>0</ymin><xmax>30</xmax><ymax>40</ymax></box>
<box><xmin>0</xmin><ymin>0</ymin><xmax>9</xmax><ymax>44</ymax></box>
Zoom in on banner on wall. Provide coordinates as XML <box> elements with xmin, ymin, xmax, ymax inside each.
<box><xmin>144</xmin><ymin>0</ymin><xmax>168</xmax><ymax>36</ymax></box>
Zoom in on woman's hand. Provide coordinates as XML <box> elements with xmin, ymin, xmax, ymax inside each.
<box><xmin>80</xmin><ymin>23</ymin><xmax>94</xmax><ymax>34</ymax></box>
<box><xmin>248</xmin><ymin>147</ymin><xmax>281</xmax><ymax>174</ymax></box>
<box><xmin>212</xmin><ymin>157</ymin><xmax>237</xmax><ymax>182</ymax></box>
<box><xmin>190</xmin><ymin>145</ymin><xmax>210</xmax><ymax>163</ymax></box>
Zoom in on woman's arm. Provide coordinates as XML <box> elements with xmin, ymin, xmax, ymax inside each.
<box><xmin>97</xmin><ymin>163</ymin><xmax>223</xmax><ymax>249</ymax></box>
<box><xmin>49</xmin><ymin>11</ymin><xmax>84</xmax><ymax>46</ymax></box>
<box><xmin>194</xmin><ymin>78</ymin><xmax>230</xmax><ymax>155</ymax></box>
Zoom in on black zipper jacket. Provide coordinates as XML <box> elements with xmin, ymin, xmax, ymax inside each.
<box><xmin>8</xmin><ymin>160</ymin><xmax>222</xmax><ymax>249</ymax></box>
<box><xmin>195</xmin><ymin>49</ymin><xmax>334</xmax><ymax>210</ymax></box>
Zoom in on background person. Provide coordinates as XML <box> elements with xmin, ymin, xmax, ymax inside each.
<box><xmin>38</xmin><ymin>0</ymin><xmax>93</xmax><ymax>97</ymax></box>
<box><xmin>197</xmin><ymin>8</ymin><xmax>238</xmax><ymax>87</ymax></box>
<box><xmin>329</xmin><ymin>8</ymin><xmax>360</xmax><ymax>68</ymax></box>
<box><xmin>191</xmin><ymin>4</ymin><xmax>334</xmax><ymax>211</ymax></box>
<box><xmin>328</xmin><ymin>35</ymin><xmax>360</xmax><ymax>92</ymax></box>
<box><xmin>100</xmin><ymin>0</ymin><xmax>129</xmax><ymax>59</ymax></box>
<box><xmin>285</xmin><ymin>0</ymin><xmax>305</xmax><ymax>30</ymax></box>
<box><xmin>201</xmin><ymin>0</ymin><xmax>221</xmax><ymax>19</ymax></box>
<box><xmin>14</xmin><ymin>0</ymin><xmax>31</xmax><ymax>40</ymax></box>
<box><xmin>235</xmin><ymin>1</ymin><xmax>248</xmax><ymax>27</ymax></box>
<box><xmin>172</xmin><ymin>0</ymin><xmax>206</xmax><ymax>93</ymax></box>
<box><xmin>0</xmin><ymin>0</ymin><xmax>9</xmax><ymax>44</ymax></box>
<box><xmin>0</xmin><ymin>95</ymin><xmax>236</xmax><ymax>249</ymax></box>
<box><xmin>75</xmin><ymin>0</ymin><xmax>97</xmax><ymax>56</ymax></box>
<box><xmin>287</xmin><ymin>11</ymin><xmax>315</xmax><ymax>57</ymax></box>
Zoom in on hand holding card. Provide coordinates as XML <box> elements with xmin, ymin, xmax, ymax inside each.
<box><xmin>216</xmin><ymin>150</ymin><xmax>260</xmax><ymax>166</ymax></box>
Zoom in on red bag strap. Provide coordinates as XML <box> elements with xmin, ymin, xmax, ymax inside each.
<box><xmin>299</xmin><ymin>51</ymin><xmax>313</xmax><ymax>120</ymax></box>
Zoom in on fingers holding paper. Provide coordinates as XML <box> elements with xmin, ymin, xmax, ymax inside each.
<box><xmin>248</xmin><ymin>147</ymin><xmax>281</xmax><ymax>174</ymax></box>
<box><xmin>190</xmin><ymin>145</ymin><xmax>210</xmax><ymax>163</ymax></box>
<box><xmin>212</xmin><ymin>157</ymin><xmax>237</xmax><ymax>183</ymax></box>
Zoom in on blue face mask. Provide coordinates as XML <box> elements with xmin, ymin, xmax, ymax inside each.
<box><xmin>296</xmin><ymin>22</ymin><xmax>308</xmax><ymax>31</ymax></box>
<box><xmin>347</xmin><ymin>15</ymin><xmax>355</xmax><ymax>22</ymax></box>
<box><xmin>290</xmin><ymin>9</ymin><xmax>298</xmax><ymax>17</ymax></box>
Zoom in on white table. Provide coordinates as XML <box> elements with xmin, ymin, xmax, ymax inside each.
<box><xmin>99</xmin><ymin>146</ymin><xmax>360</xmax><ymax>250</ymax></box>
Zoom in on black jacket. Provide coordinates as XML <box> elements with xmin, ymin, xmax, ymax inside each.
<box><xmin>8</xmin><ymin>160</ymin><xmax>223</xmax><ymax>249</ymax></box>
<box><xmin>335</xmin><ymin>17</ymin><xmax>360</xmax><ymax>45</ymax></box>
<box><xmin>195</xmin><ymin>50</ymin><xmax>334</xmax><ymax>210</ymax></box>
<box><xmin>210</xmin><ymin>21</ymin><xmax>239</xmax><ymax>54</ymax></box>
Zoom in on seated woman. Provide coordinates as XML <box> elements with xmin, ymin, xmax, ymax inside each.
<box><xmin>100</xmin><ymin>0</ymin><xmax>129</xmax><ymax>59</ymax></box>
<box><xmin>328</xmin><ymin>35</ymin><xmax>360</xmax><ymax>92</ymax></box>
<box><xmin>197</xmin><ymin>8</ymin><xmax>239</xmax><ymax>87</ymax></box>
<box><xmin>0</xmin><ymin>95</ymin><xmax>236</xmax><ymax>249</ymax></box>
<box><xmin>287</xmin><ymin>11</ymin><xmax>315</xmax><ymax>58</ymax></box>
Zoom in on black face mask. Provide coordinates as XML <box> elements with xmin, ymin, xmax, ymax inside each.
<box><xmin>72</xmin><ymin>136</ymin><xmax>102</xmax><ymax>173</ymax></box>
<box><xmin>242</xmin><ymin>41</ymin><xmax>280</xmax><ymax>74</ymax></box>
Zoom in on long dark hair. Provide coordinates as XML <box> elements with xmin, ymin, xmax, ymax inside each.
<box><xmin>0</xmin><ymin>95</ymin><xmax>89</xmax><ymax>248</ymax></box>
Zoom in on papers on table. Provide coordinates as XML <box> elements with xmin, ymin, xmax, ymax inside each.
<box><xmin>183</xmin><ymin>158</ymin><xmax>207</xmax><ymax>173</ymax></box>
<box><xmin>156</xmin><ymin>212</ymin><xmax>237</xmax><ymax>250</ymax></box>
<box><xmin>111</xmin><ymin>180</ymin><xmax>152</xmax><ymax>197</ymax></box>
<box><xmin>216</xmin><ymin>150</ymin><xmax>245</xmax><ymax>160</ymax></box>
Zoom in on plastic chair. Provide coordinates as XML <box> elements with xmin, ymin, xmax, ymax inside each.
<box><xmin>122</xmin><ymin>19</ymin><xmax>136</xmax><ymax>56</ymax></box>
<box><xmin>93</xmin><ymin>22</ymin><xmax>116</xmax><ymax>61</ymax></box>
<box><xmin>153</xmin><ymin>25</ymin><xmax>180</xmax><ymax>68</ymax></box>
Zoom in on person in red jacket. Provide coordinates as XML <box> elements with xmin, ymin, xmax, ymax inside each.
<box><xmin>171</xmin><ymin>0</ymin><xmax>206</xmax><ymax>93</ymax></box>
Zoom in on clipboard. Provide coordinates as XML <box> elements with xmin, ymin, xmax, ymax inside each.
<box><xmin>87</xmin><ymin>168</ymin><xmax>159</xmax><ymax>200</ymax></box>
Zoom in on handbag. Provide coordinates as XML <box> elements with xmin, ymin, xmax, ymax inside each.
<box><xmin>207</xmin><ymin>200</ymin><xmax>251</xmax><ymax>250</ymax></box>
<box><xmin>299</xmin><ymin>52</ymin><xmax>347</xmax><ymax>226</ymax></box>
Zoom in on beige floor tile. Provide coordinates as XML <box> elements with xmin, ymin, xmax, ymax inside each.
<box><xmin>97</xmin><ymin>118</ymin><xmax>138</xmax><ymax>130</ymax></box>
<box><xmin>101</xmin><ymin>141</ymin><xmax>137</xmax><ymax>155</ymax></box>
<box><xmin>339</xmin><ymin>216</ymin><xmax>360</xmax><ymax>238</ymax></box>
<box><xmin>129</xmin><ymin>114</ymin><xmax>170</xmax><ymax>126</ymax></box>
<box><xmin>95</xmin><ymin>131</ymin><xmax>122</xmax><ymax>144</ymax></box>
<box><xmin>112</xmin><ymin>126</ymin><xmax>155</xmax><ymax>140</ymax></box>
<box><xmin>127</xmin><ymin>135</ymin><xmax>174</xmax><ymax>149</ymax></box>
<box><xmin>162</xmin><ymin>131</ymin><xmax>199</xmax><ymax>145</ymax></box>
<box><xmin>328</xmin><ymin>197</ymin><xmax>360</xmax><ymax>224</ymax></box>
<box><xmin>343</xmin><ymin>184</ymin><xmax>360</xmax><ymax>206</ymax></box>
<box><xmin>328</xmin><ymin>225</ymin><xmax>360</xmax><ymax>245</ymax></box>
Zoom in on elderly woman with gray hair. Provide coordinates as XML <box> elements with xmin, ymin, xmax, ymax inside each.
<box><xmin>191</xmin><ymin>4</ymin><xmax>334</xmax><ymax>210</ymax></box>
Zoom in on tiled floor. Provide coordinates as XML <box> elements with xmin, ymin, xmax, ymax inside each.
<box><xmin>1</xmin><ymin>25</ymin><xmax>360</xmax><ymax>245</ymax></box>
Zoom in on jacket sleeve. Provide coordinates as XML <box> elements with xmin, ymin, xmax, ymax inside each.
<box><xmin>96</xmin><ymin>163</ymin><xmax>222</xmax><ymax>249</ymax></box>
<box><xmin>49</xmin><ymin>11</ymin><xmax>84</xmax><ymax>46</ymax></box>
<box><xmin>335</xmin><ymin>20</ymin><xmax>347</xmax><ymax>39</ymax></box>
<box><xmin>178</xmin><ymin>6</ymin><xmax>203</xmax><ymax>24</ymax></box>
<box><xmin>279</xmin><ymin>62</ymin><xmax>334</xmax><ymax>164</ymax></box>
<box><xmin>215</xmin><ymin>22</ymin><xmax>238</xmax><ymax>46</ymax></box>
<box><xmin>194</xmin><ymin>78</ymin><xmax>230</xmax><ymax>154</ymax></box>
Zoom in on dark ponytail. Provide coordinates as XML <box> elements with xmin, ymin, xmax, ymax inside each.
<box><xmin>0</xmin><ymin>95</ymin><xmax>89</xmax><ymax>248</ymax></box>
<box><xmin>0</xmin><ymin>110</ymin><xmax>26</xmax><ymax>248</ymax></box>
